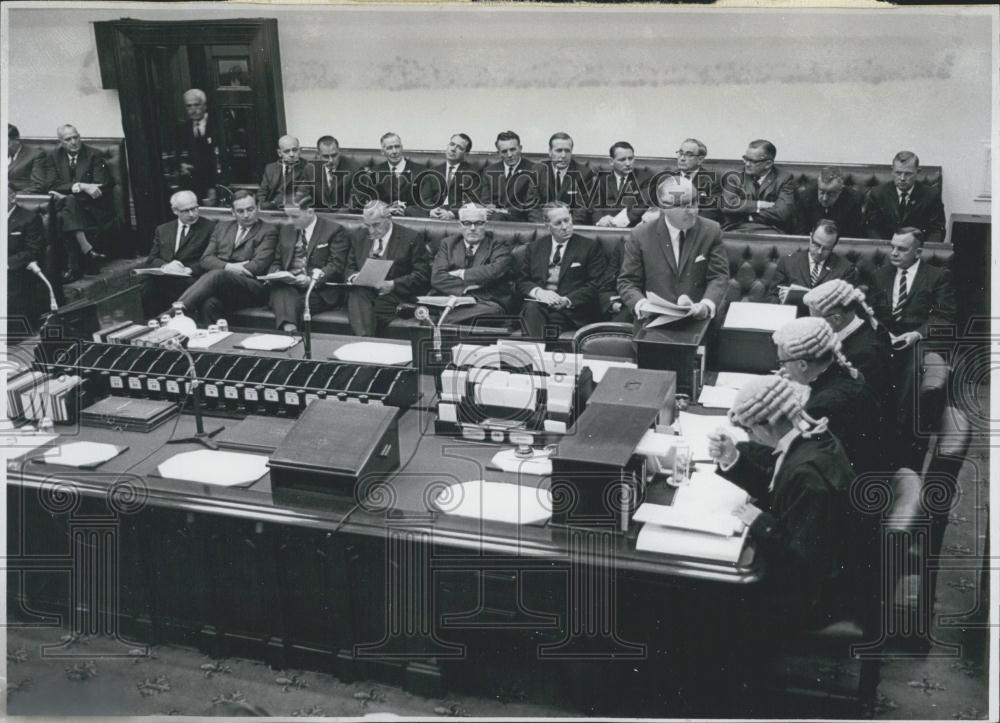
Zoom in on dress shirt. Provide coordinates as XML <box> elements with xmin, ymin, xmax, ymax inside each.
<box><xmin>370</xmin><ymin>226</ymin><xmax>391</xmax><ymax>257</ymax></box>
<box><xmin>768</xmin><ymin>428</ymin><xmax>801</xmax><ymax>492</ymax></box>
<box><xmin>661</xmin><ymin>216</ymin><xmax>715</xmax><ymax>317</ymax></box>
<box><xmin>175</xmin><ymin>223</ymin><xmax>191</xmax><ymax>253</ymax></box>
<box><xmin>504</xmin><ymin>160</ymin><xmax>521</xmax><ymax>179</ymax></box>
<box><xmin>193</xmin><ymin>117</ymin><xmax>207</xmax><ymax>138</ymax></box>
<box><xmin>894</xmin><ymin>259</ymin><xmax>920</xmax><ymax>311</ymax></box>
<box><xmin>389</xmin><ymin>160</ymin><xmax>407</xmax><ymax>176</ymax></box>
<box><xmin>7</xmin><ymin>145</ymin><xmax>21</xmax><ymax>168</ymax></box>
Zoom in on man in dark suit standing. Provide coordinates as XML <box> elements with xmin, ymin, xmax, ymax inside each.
<box><xmin>721</xmin><ymin>139</ymin><xmax>796</xmax><ymax>234</ymax></box>
<box><xmin>480</xmin><ymin>130</ymin><xmax>538</xmax><ymax>222</ymax></box>
<box><xmin>265</xmin><ymin>188</ymin><xmax>349</xmax><ymax>332</ymax></box>
<box><xmin>47</xmin><ymin>124</ymin><xmax>114</xmax><ymax>281</ymax></box>
<box><xmin>313</xmin><ymin>135</ymin><xmax>359</xmax><ymax>212</ymax></box>
<box><xmin>429</xmin><ymin>203</ymin><xmax>513</xmax><ymax>324</ymax></box>
<box><xmin>257</xmin><ymin>135</ymin><xmax>314</xmax><ymax>210</ymax></box>
<box><xmin>139</xmin><ymin>190</ymin><xmax>217</xmax><ymax>318</ymax></box>
<box><xmin>618</xmin><ymin>175</ymin><xmax>730</xmax><ymax>323</ymax></box>
<box><xmin>7</xmin><ymin>124</ymin><xmax>51</xmax><ymax>193</ymax></box>
<box><xmin>865</xmin><ymin>151</ymin><xmax>946</xmax><ymax>244</ymax></box>
<box><xmin>344</xmin><ymin>200</ymin><xmax>430</xmax><ymax>337</ymax></box>
<box><xmin>794</xmin><ymin>167</ymin><xmax>864</xmax><ymax>237</ymax></box>
<box><xmin>354</xmin><ymin>132</ymin><xmax>429</xmax><ymax>218</ymax></box>
<box><xmin>173</xmin><ymin>89</ymin><xmax>220</xmax><ymax>207</ymax></box>
<box><xmin>177</xmin><ymin>191</ymin><xmax>278</xmax><ymax>324</ymax></box>
<box><xmin>531</xmin><ymin>132</ymin><xmax>595</xmax><ymax>225</ymax></box>
<box><xmin>518</xmin><ymin>202</ymin><xmax>606</xmax><ymax>338</ymax></box>
<box><xmin>592</xmin><ymin>142</ymin><xmax>651</xmax><ymax>228</ymax></box>
<box><xmin>425</xmin><ymin>133</ymin><xmax>476</xmax><ymax>221</ymax></box>
<box><xmin>7</xmin><ymin>186</ymin><xmax>50</xmax><ymax>340</ymax></box>
<box><xmin>767</xmin><ymin>219</ymin><xmax>858</xmax><ymax>311</ymax></box>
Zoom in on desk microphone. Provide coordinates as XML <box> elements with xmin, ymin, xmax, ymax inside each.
<box><xmin>414</xmin><ymin>304</ymin><xmax>442</xmax><ymax>362</ymax></box>
<box><xmin>27</xmin><ymin>262</ymin><xmax>59</xmax><ymax>312</ymax></box>
<box><xmin>164</xmin><ymin>337</ymin><xmax>223</xmax><ymax>449</ymax></box>
<box><xmin>302</xmin><ymin>268</ymin><xmax>322</xmax><ymax>360</ymax></box>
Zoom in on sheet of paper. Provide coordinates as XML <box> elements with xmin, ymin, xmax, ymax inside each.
<box><xmin>416</xmin><ymin>295</ymin><xmax>476</xmax><ymax>308</ymax></box>
<box><xmin>256</xmin><ymin>270</ymin><xmax>300</xmax><ymax>282</ymax></box>
<box><xmin>633</xmin><ymin>503</ymin><xmax>741</xmax><ymax>537</ymax></box>
<box><xmin>41</xmin><ymin>441</ymin><xmax>125</xmax><ymax>468</ymax></box>
<box><xmin>353</xmin><ymin>258</ymin><xmax>395</xmax><ymax>288</ymax></box>
<box><xmin>158</xmin><ymin>450</ymin><xmax>269</xmax><ymax>486</ymax></box>
<box><xmin>672</xmin><ymin>469</ymin><xmax>750</xmax><ymax>521</ymax></box>
<box><xmin>713</xmin><ymin>372</ymin><xmax>765</xmax><ymax>390</ymax></box>
<box><xmin>697</xmin><ymin>385</ymin><xmax>739</xmax><ymax>409</ymax></box>
<box><xmin>132</xmin><ymin>267</ymin><xmax>192</xmax><ymax>277</ymax></box>
<box><xmin>186</xmin><ymin>330</ymin><xmax>234</xmax><ymax>350</ymax></box>
<box><xmin>239</xmin><ymin>334</ymin><xmax>300</xmax><ymax>351</ymax></box>
<box><xmin>612</xmin><ymin>207</ymin><xmax>631</xmax><ymax>226</ymax></box>
<box><xmin>581</xmin><ymin>358</ymin><xmax>637</xmax><ymax>384</ymax></box>
<box><xmin>0</xmin><ymin>427</ymin><xmax>58</xmax><ymax>460</ymax></box>
<box><xmin>636</xmin><ymin>524</ymin><xmax>748</xmax><ymax>564</ymax></box>
<box><xmin>677</xmin><ymin>411</ymin><xmax>749</xmax><ymax>461</ymax></box>
<box><xmin>722</xmin><ymin>301</ymin><xmax>797</xmax><ymax>331</ymax></box>
<box><xmin>434</xmin><ymin>480</ymin><xmax>552</xmax><ymax>525</ymax></box>
<box><xmin>332</xmin><ymin>341</ymin><xmax>412</xmax><ymax>365</ymax></box>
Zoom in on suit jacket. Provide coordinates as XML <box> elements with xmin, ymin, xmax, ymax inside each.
<box><xmin>256</xmin><ymin>159</ymin><xmax>315</xmax><ymax>209</ymax></box>
<box><xmin>145</xmin><ymin>216</ymin><xmax>217</xmax><ymax>276</ymax></box>
<box><xmin>7</xmin><ymin>205</ymin><xmax>46</xmax><ymax>273</ymax></box>
<box><xmin>422</xmin><ymin>161</ymin><xmax>477</xmax><ymax>214</ymax></box>
<box><xmin>431</xmin><ymin>232</ymin><xmax>513</xmax><ymax>309</ymax></box>
<box><xmin>478</xmin><ymin>158</ymin><xmax>539</xmax><ymax>222</ymax></box>
<box><xmin>8</xmin><ymin>145</ymin><xmax>52</xmax><ymax>193</ymax></box>
<box><xmin>531</xmin><ymin>159</ymin><xmax>595</xmax><ymax>224</ymax></box>
<box><xmin>354</xmin><ymin>159</ymin><xmax>430</xmax><ymax>217</ymax></box>
<box><xmin>589</xmin><ymin>170</ymin><xmax>652</xmax><ymax>227</ymax></box>
<box><xmin>872</xmin><ymin>262</ymin><xmax>955</xmax><ymax>337</ymax></box>
<box><xmin>767</xmin><ymin>248</ymin><xmax>858</xmax><ymax>305</ymax></box>
<box><xmin>794</xmin><ymin>184</ymin><xmax>864</xmax><ymax>238</ymax></box>
<box><xmin>311</xmin><ymin>157</ymin><xmax>361</xmax><ymax>212</ymax></box>
<box><xmin>200</xmin><ymin>219</ymin><xmax>278</xmax><ymax>277</ymax></box>
<box><xmin>173</xmin><ymin>117</ymin><xmax>222</xmax><ymax>199</ymax></box>
<box><xmin>47</xmin><ymin>143</ymin><xmax>115</xmax><ymax>226</ymax></box>
<box><xmin>840</xmin><ymin>320</ymin><xmax>892</xmax><ymax>402</ymax></box>
<box><xmin>617</xmin><ymin>215</ymin><xmax>730</xmax><ymax>313</ymax></box>
<box><xmin>721</xmin><ymin>166</ymin><xmax>797</xmax><ymax>233</ymax></box>
<box><xmin>685</xmin><ymin>169</ymin><xmax>724</xmax><ymax>223</ymax></box>
<box><xmin>806</xmin><ymin>362</ymin><xmax>884</xmax><ymax>476</ymax></box>
<box><xmin>268</xmin><ymin>216</ymin><xmax>350</xmax><ymax>305</ymax></box>
<box><xmin>517</xmin><ymin>233</ymin><xmax>607</xmax><ymax>323</ymax></box>
<box><xmin>345</xmin><ymin>223</ymin><xmax>430</xmax><ymax>301</ymax></box>
<box><xmin>864</xmin><ymin>180</ymin><xmax>945</xmax><ymax>244</ymax></box>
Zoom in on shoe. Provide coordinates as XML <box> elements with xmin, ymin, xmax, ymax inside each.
<box><xmin>83</xmin><ymin>250</ymin><xmax>108</xmax><ymax>276</ymax></box>
<box><xmin>61</xmin><ymin>265</ymin><xmax>82</xmax><ymax>283</ymax></box>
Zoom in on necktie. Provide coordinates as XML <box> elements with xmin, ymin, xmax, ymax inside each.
<box><xmin>616</xmin><ymin>175</ymin><xmax>623</xmax><ymax>194</ymax></box>
<box><xmin>464</xmin><ymin>246</ymin><xmax>476</xmax><ymax>268</ymax></box>
<box><xmin>372</xmin><ymin>237</ymin><xmax>384</xmax><ymax>258</ymax></box>
<box><xmin>676</xmin><ymin>230</ymin><xmax>685</xmax><ymax>261</ymax></box>
<box><xmin>193</xmin><ymin>122</ymin><xmax>201</xmax><ymax>138</ymax></box>
<box><xmin>899</xmin><ymin>192</ymin><xmax>909</xmax><ymax>214</ymax></box>
<box><xmin>297</xmin><ymin>229</ymin><xmax>306</xmax><ymax>249</ymax></box>
<box><xmin>326</xmin><ymin>168</ymin><xmax>334</xmax><ymax>191</ymax></box>
<box><xmin>556</xmin><ymin>169</ymin><xmax>565</xmax><ymax>193</ymax></box>
<box><xmin>68</xmin><ymin>154</ymin><xmax>77</xmax><ymax>170</ymax></box>
<box><xmin>505</xmin><ymin>166</ymin><xmax>512</xmax><ymax>180</ymax></box>
<box><xmin>810</xmin><ymin>259</ymin><xmax>821</xmax><ymax>285</ymax></box>
<box><xmin>176</xmin><ymin>225</ymin><xmax>189</xmax><ymax>253</ymax></box>
<box><xmin>551</xmin><ymin>243</ymin><xmax>564</xmax><ymax>268</ymax></box>
<box><xmin>893</xmin><ymin>269</ymin><xmax>909</xmax><ymax>320</ymax></box>
<box><xmin>446</xmin><ymin>165</ymin><xmax>455</xmax><ymax>188</ymax></box>
<box><xmin>235</xmin><ymin>226</ymin><xmax>247</xmax><ymax>248</ymax></box>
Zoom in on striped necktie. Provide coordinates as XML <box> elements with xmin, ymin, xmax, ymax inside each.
<box><xmin>893</xmin><ymin>268</ymin><xmax>908</xmax><ymax>320</ymax></box>
<box><xmin>810</xmin><ymin>259</ymin><xmax>821</xmax><ymax>286</ymax></box>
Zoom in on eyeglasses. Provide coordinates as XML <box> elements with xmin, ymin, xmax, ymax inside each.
<box><xmin>459</xmin><ymin>220</ymin><xmax>486</xmax><ymax>229</ymax></box>
<box><xmin>741</xmin><ymin>156</ymin><xmax>770</xmax><ymax>165</ymax></box>
<box><xmin>676</xmin><ymin>150</ymin><xmax>703</xmax><ymax>158</ymax></box>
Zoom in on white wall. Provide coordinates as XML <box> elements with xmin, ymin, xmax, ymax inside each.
<box><xmin>6</xmin><ymin>4</ymin><xmax>995</xmax><ymax>219</ymax></box>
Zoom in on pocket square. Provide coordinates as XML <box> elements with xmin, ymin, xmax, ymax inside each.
<box><xmin>10</xmin><ymin>231</ymin><xmax>22</xmax><ymax>236</ymax></box>
<box><xmin>695</xmin><ymin>255</ymin><xmax>706</xmax><ymax>262</ymax></box>
<box><xmin>569</xmin><ymin>262</ymin><xmax>582</xmax><ymax>268</ymax></box>
<box><xmin>315</xmin><ymin>243</ymin><xmax>329</xmax><ymax>249</ymax></box>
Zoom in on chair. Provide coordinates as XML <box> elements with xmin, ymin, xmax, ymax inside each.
<box><xmin>571</xmin><ymin>322</ymin><xmax>636</xmax><ymax>361</ymax></box>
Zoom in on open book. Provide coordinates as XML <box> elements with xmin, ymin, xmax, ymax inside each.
<box><xmin>643</xmin><ymin>291</ymin><xmax>694</xmax><ymax>329</ymax></box>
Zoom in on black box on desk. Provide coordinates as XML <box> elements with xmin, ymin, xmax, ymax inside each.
<box><xmin>586</xmin><ymin>367</ymin><xmax>676</xmax><ymax>426</ymax></box>
<box><xmin>715</xmin><ymin>302</ymin><xmax>797</xmax><ymax>373</ymax></box>
<box><xmin>634</xmin><ymin>316</ymin><xmax>709</xmax><ymax>397</ymax></box>
<box><xmin>268</xmin><ymin>400</ymin><xmax>400</xmax><ymax>496</ymax></box>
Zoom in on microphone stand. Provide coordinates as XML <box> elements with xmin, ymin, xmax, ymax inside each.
<box><xmin>302</xmin><ymin>270</ymin><xmax>321</xmax><ymax>361</ymax></box>
<box><xmin>27</xmin><ymin>262</ymin><xmax>59</xmax><ymax>313</ymax></box>
<box><xmin>165</xmin><ymin>338</ymin><xmax>223</xmax><ymax>449</ymax></box>
<box><xmin>415</xmin><ymin>296</ymin><xmax>459</xmax><ymax>363</ymax></box>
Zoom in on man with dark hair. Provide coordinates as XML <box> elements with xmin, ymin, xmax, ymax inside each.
<box><xmin>865</xmin><ymin>151</ymin><xmax>946</xmax><ymax>243</ymax></box>
<box><xmin>265</xmin><ymin>188</ymin><xmax>349</xmax><ymax>333</ymax></box>
<box><xmin>794</xmin><ymin>166</ymin><xmax>864</xmax><ymax>237</ymax></box>
<box><xmin>592</xmin><ymin>141</ymin><xmax>651</xmax><ymax>228</ymax></box>
<box><xmin>767</xmin><ymin>219</ymin><xmax>858</xmax><ymax>312</ymax></box>
<box><xmin>7</xmin><ymin>124</ymin><xmax>52</xmax><ymax>193</ymax></box>
<box><xmin>344</xmin><ymin>200</ymin><xmax>430</xmax><ymax>337</ymax></box>
<box><xmin>531</xmin><ymin>132</ymin><xmax>595</xmax><ymax>224</ymax></box>
<box><xmin>257</xmin><ymin>135</ymin><xmax>314</xmax><ymax>210</ymax></box>
<box><xmin>480</xmin><ymin>130</ymin><xmax>538</xmax><ymax>221</ymax></box>
<box><xmin>7</xmin><ymin>184</ymin><xmax>49</xmax><ymax>340</ymax></box>
<box><xmin>176</xmin><ymin>190</ymin><xmax>278</xmax><ymax>324</ymax></box>
<box><xmin>173</xmin><ymin>89</ymin><xmax>220</xmax><ymax>206</ymax></box>
<box><xmin>313</xmin><ymin>135</ymin><xmax>360</xmax><ymax>212</ymax></box>
<box><xmin>721</xmin><ymin>138</ymin><xmax>796</xmax><ymax>233</ymax></box>
<box><xmin>355</xmin><ymin>132</ymin><xmax>428</xmax><ymax>217</ymax></box>
<box><xmin>518</xmin><ymin>202</ymin><xmax>607</xmax><ymax>338</ymax></box>
<box><xmin>426</xmin><ymin>134</ymin><xmax>476</xmax><ymax>220</ymax></box>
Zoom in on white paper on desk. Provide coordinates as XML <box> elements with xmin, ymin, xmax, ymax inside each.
<box><xmin>677</xmin><ymin>411</ymin><xmax>748</xmax><ymax>461</ymax></box>
<box><xmin>634</xmin><ymin>503</ymin><xmax>741</xmax><ymax>537</ymax></box>
<box><xmin>42</xmin><ymin>441</ymin><xmax>124</xmax><ymax>468</ymax></box>
<box><xmin>723</xmin><ymin>301</ymin><xmax>797</xmax><ymax>331</ymax></box>
<box><xmin>0</xmin><ymin>430</ymin><xmax>58</xmax><ymax>460</ymax></box>
<box><xmin>434</xmin><ymin>480</ymin><xmax>552</xmax><ymax>525</ymax></box>
<box><xmin>158</xmin><ymin>450</ymin><xmax>268</xmax><ymax>486</ymax></box>
<box><xmin>186</xmin><ymin>330</ymin><xmax>233</xmax><ymax>350</ymax></box>
<box><xmin>697</xmin><ymin>385</ymin><xmax>739</xmax><ymax>409</ymax></box>
<box><xmin>352</xmin><ymin>258</ymin><xmax>394</xmax><ymax>288</ymax></box>
<box><xmin>333</xmin><ymin>341</ymin><xmax>412</xmax><ymax>365</ymax></box>
<box><xmin>491</xmin><ymin>448</ymin><xmax>553</xmax><ymax>476</ymax></box>
<box><xmin>581</xmin><ymin>358</ymin><xmax>637</xmax><ymax>383</ymax></box>
<box><xmin>636</xmin><ymin>523</ymin><xmax>748</xmax><ymax>564</ymax></box>
<box><xmin>239</xmin><ymin>334</ymin><xmax>300</xmax><ymax>351</ymax></box>
<box><xmin>674</xmin><ymin>469</ymin><xmax>750</xmax><ymax>512</ymax></box>
<box><xmin>713</xmin><ymin>372</ymin><xmax>765</xmax><ymax>390</ymax></box>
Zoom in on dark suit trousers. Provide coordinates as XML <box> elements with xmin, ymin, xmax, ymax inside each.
<box><xmin>178</xmin><ymin>269</ymin><xmax>266</xmax><ymax>325</ymax></box>
<box><xmin>520</xmin><ymin>300</ymin><xmax>580</xmax><ymax>339</ymax></box>
<box><xmin>141</xmin><ymin>276</ymin><xmax>196</xmax><ymax>319</ymax></box>
<box><xmin>268</xmin><ymin>284</ymin><xmax>339</xmax><ymax>330</ymax></box>
<box><xmin>887</xmin><ymin>347</ymin><xmax>925</xmax><ymax>470</ymax></box>
<box><xmin>347</xmin><ymin>288</ymin><xmax>405</xmax><ymax>337</ymax></box>
<box><xmin>57</xmin><ymin>195</ymin><xmax>105</xmax><ymax>233</ymax></box>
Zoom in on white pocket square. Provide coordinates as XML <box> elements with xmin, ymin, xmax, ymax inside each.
<box><xmin>315</xmin><ymin>243</ymin><xmax>329</xmax><ymax>249</ymax></box>
<box><xmin>569</xmin><ymin>262</ymin><xmax>582</xmax><ymax>268</ymax></box>
<box><xmin>10</xmin><ymin>231</ymin><xmax>22</xmax><ymax>236</ymax></box>
<box><xmin>695</xmin><ymin>255</ymin><xmax>706</xmax><ymax>262</ymax></box>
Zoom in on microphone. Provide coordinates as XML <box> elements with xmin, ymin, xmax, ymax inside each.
<box><xmin>164</xmin><ymin>337</ymin><xmax>223</xmax><ymax>449</ymax></box>
<box><xmin>27</xmin><ymin>261</ymin><xmax>59</xmax><ymax>312</ymax></box>
<box><xmin>302</xmin><ymin>268</ymin><xmax>323</xmax><ymax>360</ymax></box>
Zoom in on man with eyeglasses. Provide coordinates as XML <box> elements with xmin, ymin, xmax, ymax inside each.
<box><xmin>767</xmin><ymin>219</ymin><xmax>858</xmax><ymax>312</ymax></box>
<box><xmin>864</xmin><ymin>151</ymin><xmax>945</xmax><ymax>244</ymax></box>
<box><xmin>257</xmin><ymin>135</ymin><xmax>315</xmax><ymax>210</ymax></box>
<box><xmin>429</xmin><ymin>203</ymin><xmax>513</xmax><ymax>324</ymax></box>
<box><xmin>480</xmin><ymin>130</ymin><xmax>538</xmax><ymax>222</ymax></box>
<box><xmin>344</xmin><ymin>200</ymin><xmax>429</xmax><ymax>336</ymax></box>
<box><xmin>173</xmin><ymin>89</ymin><xmax>221</xmax><ymax>207</ymax></box>
<box><xmin>721</xmin><ymin>139</ymin><xmax>796</xmax><ymax>234</ymax></box>
<box><xmin>794</xmin><ymin>167</ymin><xmax>863</xmax><ymax>238</ymax></box>
<box><xmin>518</xmin><ymin>202</ymin><xmax>606</xmax><ymax>338</ymax></box>
<box><xmin>312</xmin><ymin>135</ymin><xmax>361</xmax><ymax>212</ymax></box>
<box><xmin>139</xmin><ymin>190</ymin><xmax>217</xmax><ymax>318</ymax></box>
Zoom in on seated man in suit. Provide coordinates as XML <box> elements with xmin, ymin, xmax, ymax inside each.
<box><xmin>177</xmin><ymin>191</ymin><xmax>278</xmax><ymax>324</ymax></box>
<box><xmin>344</xmin><ymin>200</ymin><xmax>430</xmax><ymax>337</ymax></box>
<box><xmin>173</xmin><ymin>89</ymin><xmax>220</xmax><ymax>207</ymax></box>
<box><xmin>803</xmin><ymin>279</ymin><xmax>892</xmax><ymax>404</ymax></box>
<box><xmin>139</xmin><ymin>190</ymin><xmax>217</xmax><ymax>318</ymax></box>
<box><xmin>871</xmin><ymin>227</ymin><xmax>956</xmax><ymax>468</ymax></box>
<box><xmin>618</xmin><ymin>175</ymin><xmax>730</xmax><ymax>323</ymax></box>
<box><xmin>314</xmin><ymin>135</ymin><xmax>359</xmax><ymax>212</ymax></box>
<box><xmin>480</xmin><ymin>130</ymin><xmax>538</xmax><ymax>222</ymax></box>
<box><xmin>530</xmin><ymin>132</ymin><xmax>594</xmax><ymax>225</ymax></box>
<box><xmin>354</xmin><ymin>132</ymin><xmax>428</xmax><ymax>218</ymax></box>
<box><xmin>639</xmin><ymin>138</ymin><xmax>724</xmax><ymax>226</ymax></box>
<box><xmin>592</xmin><ymin>141</ymin><xmax>651</xmax><ymax>228</ymax></box>
<box><xmin>598</xmin><ymin>239</ymin><xmax>632</xmax><ymax>323</ymax></box>
<box><xmin>256</xmin><ymin>135</ymin><xmax>314</xmax><ymax>210</ymax></box>
<box><xmin>721</xmin><ymin>139</ymin><xmax>796</xmax><ymax>234</ymax></box>
<box><xmin>518</xmin><ymin>202</ymin><xmax>607</xmax><ymax>338</ymax></box>
<box><xmin>429</xmin><ymin>203</ymin><xmax>513</xmax><ymax>325</ymax></box>
<box><xmin>865</xmin><ymin>151</ymin><xmax>946</xmax><ymax>244</ymax></box>
<box><xmin>767</xmin><ymin>219</ymin><xmax>858</xmax><ymax>312</ymax></box>
<box><xmin>425</xmin><ymin>133</ymin><xmax>476</xmax><ymax>221</ymax></box>
<box><xmin>8</xmin><ymin>124</ymin><xmax>52</xmax><ymax>193</ymax></box>
<box><xmin>794</xmin><ymin>167</ymin><xmax>864</xmax><ymax>238</ymax></box>
<box><xmin>47</xmin><ymin>124</ymin><xmax>114</xmax><ymax>281</ymax></box>
<box><xmin>7</xmin><ymin>185</ymin><xmax>50</xmax><ymax>340</ymax></box>
<box><xmin>266</xmin><ymin>188</ymin><xmax>349</xmax><ymax>333</ymax></box>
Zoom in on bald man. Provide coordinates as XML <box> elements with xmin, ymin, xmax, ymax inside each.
<box><xmin>173</xmin><ymin>88</ymin><xmax>220</xmax><ymax>206</ymax></box>
<box><xmin>257</xmin><ymin>135</ymin><xmax>315</xmax><ymax>210</ymax></box>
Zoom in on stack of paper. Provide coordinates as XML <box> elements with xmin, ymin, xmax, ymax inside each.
<box><xmin>416</xmin><ymin>295</ymin><xmax>476</xmax><ymax>308</ymax></box>
<box><xmin>82</xmin><ymin>396</ymin><xmax>178</xmax><ymax>433</ymax></box>
<box><xmin>696</xmin><ymin>386</ymin><xmax>739</xmax><ymax>409</ymax></box>
<box><xmin>41</xmin><ymin>441</ymin><xmax>126</xmax><ymax>468</ymax></box>
<box><xmin>644</xmin><ymin>291</ymin><xmax>694</xmax><ymax>329</ymax></box>
<box><xmin>722</xmin><ymin>302</ymin><xmax>797</xmax><ymax>331</ymax></box>
<box><xmin>433</xmin><ymin>480</ymin><xmax>552</xmax><ymax>525</ymax></box>
<box><xmin>132</xmin><ymin>267</ymin><xmax>192</xmax><ymax>277</ymax></box>
<box><xmin>333</xmin><ymin>342</ymin><xmax>412</xmax><ymax>365</ymax></box>
<box><xmin>713</xmin><ymin>372</ymin><xmax>765</xmax><ymax>390</ymax></box>
<box><xmin>636</xmin><ymin>524</ymin><xmax>748</xmax><ymax>564</ymax></box>
<box><xmin>187</xmin><ymin>330</ymin><xmax>233</xmax><ymax>350</ymax></box>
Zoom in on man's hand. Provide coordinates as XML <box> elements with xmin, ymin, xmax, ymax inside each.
<box><xmin>777</xmin><ymin>286</ymin><xmax>790</xmax><ymax>304</ymax></box>
<box><xmin>429</xmin><ymin>207</ymin><xmax>454</xmax><ymax>220</ymax></box>
<box><xmin>484</xmin><ymin>205</ymin><xmax>508</xmax><ymax>219</ymax></box>
<box><xmin>376</xmin><ymin>279</ymin><xmax>395</xmax><ymax>295</ymax></box>
<box><xmin>160</xmin><ymin>260</ymin><xmax>188</xmax><ymax>274</ymax></box>
<box><xmin>388</xmin><ymin>201</ymin><xmax>406</xmax><ymax>216</ymax></box>
<box><xmin>202</xmin><ymin>190</ymin><xmax>217</xmax><ymax>207</ymax></box>
<box><xmin>640</xmin><ymin>208</ymin><xmax>660</xmax><ymax>225</ymax></box>
<box><xmin>708</xmin><ymin>428</ymin><xmax>738</xmax><ymax>467</ymax></box>
<box><xmin>293</xmin><ymin>274</ymin><xmax>311</xmax><ymax>288</ymax></box>
<box><xmin>449</xmin><ymin>269</ymin><xmax>466</xmax><ymax>280</ymax></box>
<box><xmin>224</xmin><ymin>261</ymin><xmax>252</xmax><ymax>277</ymax></box>
<box><xmin>49</xmin><ymin>190</ymin><xmax>66</xmax><ymax>200</ymax></box>
<box><xmin>891</xmin><ymin>331</ymin><xmax>922</xmax><ymax>349</ymax></box>
<box><xmin>734</xmin><ymin>502</ymin><xmax>763</xmax><ymax>526</ymax></box>
<box><xmin>532</xmin><ymin>289</ymin><xmax>563</xmax><ymax>306</ymax></box>
<box><xmin>633</xmin><ymin>297</ymin><xmax>651</xmax><ymax>319</ymax></box>
<box><xmin>610</xmin><ymin>300</ymin><xmax>623</xmax><ymax>314</ymax></box>
<box><xmin>347</xmin><ymin>273</ymin><xmax>359</xmax><ymax>284</ymax></box>
<box><xmin>595</xmin><ymin>215</ymin><xmax>615</xmax><ymax>228</ymax></box>
<box><xmin>756</xmin><ymin>200</ymin><xmax>775</xmax><ymax>211</ymax></box>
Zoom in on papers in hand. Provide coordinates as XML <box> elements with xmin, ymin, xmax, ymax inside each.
<box><xmin>777</xmin><ymin>283</ymin><xmax>810</xmax><ymax>304</ymax></box>
<box><xmin>257</xmin><ymin>270</ymin><xmax>301</xmax><ymax>282</ymax></box>
<box><xmin>416</xmin><ymin>295</ymin><xmax>477</xmax><ymax>308</ymax></box>
<box><xmin>352</xmin><ymin>258</ymin><xmax>394</xmax><ymax>288</ymax></box>
<box><xmin>433</xmin><ymin>480</ymin><xmax>552</xmax><ymax>525</ymax></box>
<box><xmin>133</xmin><ymin>267</ymin><xmax>192</xmax><ymax>277</ymax></box>
<box><xmin>158</xmin><ymin>450</ymin><xmax>269</xmax><ymax>486</ymax></box>
<box><xmin>239</xmin><ymin>334</ymin><xmax>300</xmax><ymax>351</ymax></box>
<box><xmin>723</xmin><ymin>301</ymin><xmax>797</xmax><ymax>331</ymax></box>
<box><xmin>643</xmin><ymin>291</ymin><xmax>694</xmax><ymax>329</ymax></box>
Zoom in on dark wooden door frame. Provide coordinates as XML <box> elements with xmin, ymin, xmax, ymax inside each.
<box><xmin>96</xmin><ymin>18</ymin><xmax>285</xmax><ymax>248</ymax></box>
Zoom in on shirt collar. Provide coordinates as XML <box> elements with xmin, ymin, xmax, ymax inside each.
<box><xmin>9</xmin><ymin>146</ymin><xmax>21</xmax><ymax>162</ymax></box>
<box><xmin>302</xmin><ymin>217</ymin><xmax>318</xmax><ymax>241</ymax></box>
<box><xmin>899</xmin><ymin>259</ymin><xmax>920</xmax><ymax>279</ymax></box>
<box><xmin>662</xmin><ymin>215</ymin><xmax>684</xmax><ymax>243</ymax></box>
<box><xmin>390</xmin><ymin>159</ymin><xmax>406</xmax><ymax>173</ymax></box>
<box><xmin>8</xmin><ymin>204</ymin><xmax>17</xmax><ymax>219</ymax></box>
<box><xmin>755</xmin><ymin>169</ymin><xmax>771</xmax><ymax>186</ymax></box>
<box><xmin>836</xmin><ymin>315</ymin><xmax>865</xmax><ymax>341</ymax></box>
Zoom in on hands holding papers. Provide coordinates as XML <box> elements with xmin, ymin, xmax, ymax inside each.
<box><xmin>635</xmin><ymin>292</ymin><xmax>708</xmax><ymax>327</ymax></box>
<box><xmin>339</xmin><ymin>258</ymin><xmax>394</xmax><ymax>291</ymax></box>
<box><xmin>134</xmin><ymin>260</ymin><xmax>192</xmax><ymax>278</ymax></box>
<box><xmin>527</xmin><ymin>288</ymin><xmax>571</xmax><ymax>309</ymax></box>
<box><xmin>257</xmin><ymin>270</ymin><xmax>310</xmax><ymax>288</ymax></box>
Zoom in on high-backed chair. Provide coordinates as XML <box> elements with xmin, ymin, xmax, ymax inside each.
<box><xmin>571</xmin><ymin>322</ymin><xmax>636</xmax><ymax>361</ymax></box>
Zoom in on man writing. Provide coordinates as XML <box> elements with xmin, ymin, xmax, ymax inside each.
<box><xmin>768</xmin><ymin>219</ymin><xmax>858</xmax><ymax>312</ymax></box>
